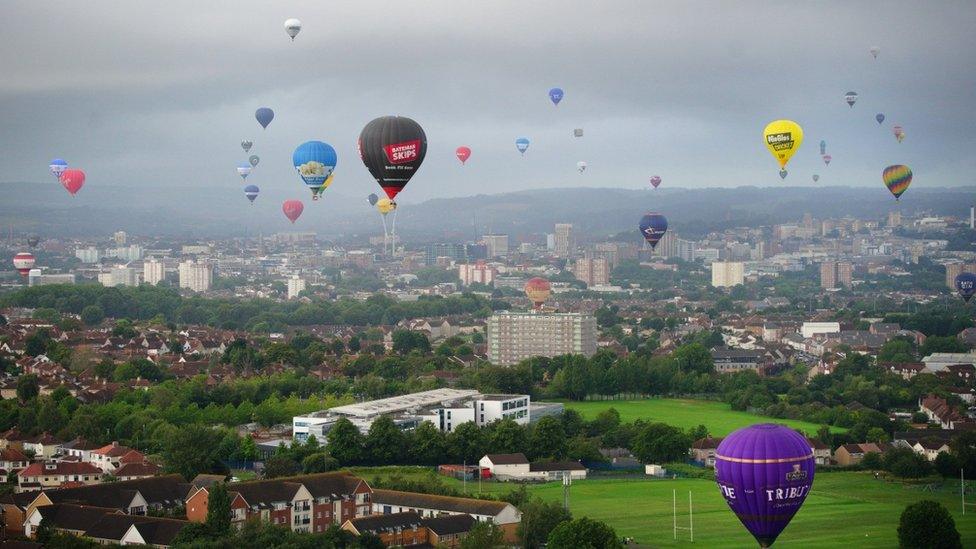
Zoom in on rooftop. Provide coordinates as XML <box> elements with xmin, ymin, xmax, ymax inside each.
<box><xmin>327</xmin><ymin>389</ymin><xmax>480</xmax><ymax>418</ymax></box>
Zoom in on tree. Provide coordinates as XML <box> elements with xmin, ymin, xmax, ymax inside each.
<box><xmin>206</xmin><ymin>482</ymin><xmax>232</xmax><ymax>538</ymax></box>
<box><xmin>866</xmin><ymin>427</ymin><xmax>889</xmax><ymax>443</ymax></box>
<box><xmin>530</xmin><ymin>416</ymin><xmax>567</xmax><ymax>460</ymax></box>
<box><xmin>24</xmin><ymin>330</ymin><xmax>51</xmax><ymax>357</ymax></box>
<box><xmin>897</xmin><ymin>500</ymin><xmax>961</xmax><ymax>549</ymax></box>
<box><xmin>408</xmin><ymin>421</ymin><xmax>448</xmax><ymax>464</ymax></box>
<box><xmin>162</xmin><ymin>424</ymin><xmax>223</xmax><ymax>481</ymax></box>
<box><xmin>488</xmin><ymin>419</ymin><xmax>529</xmax><ymax>456</ymax></box>
<box><xmin>518</xmin><ymin>499</ymin><xmax>572</xmax><ymax>549</ymax></box>
<box><xmin>547</xmin><ymin>517</ymin><xmax>622</xmax><ymax>549</ymax></box>
<box><xmin>327</xmin><ymin>417</ymin><xmax>364</xmax><ymax>466</ymax></box>
<box><xmin>357</xmin><ymin>532</ymin><xmax>386</xmax><ymax>549</ymax></box>
<box><xmin>264</xmin><ymin>455</ymin><xmax>300</xmax><ymax>479</ymax></box>
<box><xmin>672</xmin><ymin>343</ymin><xmax>714</xmax><ymax>374</ymax></box>
<box><xmin>883</xmin><ymin>447</ymin><xmax>930</xmax><ymax>479</ymax></box>
<box><xmin>460</xmin><ymin>521</ymin><xmax>505</xmax><ymax>549</ymax></box>
<box><xmin>934</xmin><ymin>451</ymin><xmax>960</xmax><ymax>478</ymax></box>
<box><xmin>631</xmin><ymin>423</ymin><xmax>691</xmax><ymax>464</ymax></box>
<box><xmin>364</xmin><ymin>415</ymin><xmax>407</xmax><ymax>465</ymax></box>
<box><xmin>16</xmin><ymin>374</ymin><xmax>40</xmax><ymax>402</ymax></box>
<box><xmin>861</xmin><ymin>452</ymin><xmax>883</xmax><ymax>470</ymax></box>
<box><xmin>392</xmin><ymin>330</ymin><xmax>431</xmax><ymax>354</ymax></box>
<box><xmin>240</xmin><ymin>435</ymin><xmax>259</xmax><ymax>462</ymax></box>
<box><xmin>303</xmin><ymin>452</ymin><xmax>338</xmax><ymax>473</ymax></box>
<box><xmin>80</xmin><ymin>305</ymin><xmax>106</xmax><ymax>326</ymax></box>
<box><xmin>448</xmin><ymin>422</ymin><xmax>487</xmax><ymax>464</ymax></box>
<box><xmin>35</xmin><ymin>516</ymin><xmax>55</xmax><ymax>544</ymax></box>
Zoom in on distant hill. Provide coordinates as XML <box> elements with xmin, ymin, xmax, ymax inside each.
<box><xmin>0</xmin><ymin>181</ymin><xmax>972</xmax><ymax>242</ymax></box>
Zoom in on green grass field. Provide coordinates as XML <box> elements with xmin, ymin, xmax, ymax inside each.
<box><xmin>554</xmin><ymin>398</ymin><xmax>846</xmax><ymax>436</ymax></box>
<box><xmin>350</xmin><ymin>467</ymin><xmax>975</xmax><ymax>548</ymax></box>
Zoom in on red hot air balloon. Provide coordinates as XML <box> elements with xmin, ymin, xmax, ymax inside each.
<box><xmin>13</xmin><ymin>252</ymin><xmax>35</xmax><ymax>277</ymax></box>
<box><xmin>282</xmin><ymin>200</ymin><xmax>304</xmax><ymax>224</ymax></box>
<box><xmin>358</xmin><ymin>116</ymin><xmax>427</xmax><ymax>201</ymax></box>
<box><xmin>650</xmin><ymin>176</ymin><xmax>662</xmax><ymax>189</ymax></box>
<box><xmin>59</xmin><ymin>169</ymin><xmax>86</xmax><ymax>196</ymax></box>
<box><xmin>524</xmin><ymin>277</ymin><xmax>551</xmax><ymax>310</ymax></box>
<box><xmin>455</xmin><ymin>146</ymin><xmax>471</xmax><ymax>165</ymax></box>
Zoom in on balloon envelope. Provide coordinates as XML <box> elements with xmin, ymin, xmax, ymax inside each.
<box><xmin>870</xmin><ymin>46</ymin><xmax>880</xmax><ymax>59</ymax></box>
<box><xmin>844</xmin><ymin>91</ymin><xmax>858</xmax><ymax>107</ymax></box>
<box><xmin>812</xmin><ymin>174</ymin><xmax>820</xmax><ymax>182</ymax></box>
<box><xmin>244</xmin><ymin>184</ymin><xmax>259</xmax><ymax>203</ymax></box>
<box><xmin>822</xmin><ymin>155</ymin><xmax>832</xmax><ymax>166</ymax></box>
<box><xmin>876</xmin><ymin>113</ymin><xmax>885</xmax><ymax>124</ymax></box>
<box><xmin>456</xmin><ymin>146</ymin><xmax>471</xmax><ymax>165</ymax></box>
<box><xmin>715</xmin><ymin>424</ymin><xmax>815</xmax><ymax>548</ymax></box>
<box><xmin>893</xmin><ymin>125</ymin><xmax>905</xmax><ymax>143</ymax></box>
<box><xmin>650</xmin><ymin>176</ymin><xmax>662</xmax><ymax>189</ymax></box>
<box><xmin>293</xmin><ymin>141</ymin><xmax>338</xmax><ymax>196</ymax></box>
<box><xmin>515</xmin><ymin>137</ymin><xmax>530</xmax><ymax>154</ymax></box>
<box><xmin>59</xmin><ymin>169</ymin><xmax>86</xmax><ymax>195</ymax></box>
<box><xmin>956</xmin><ymin>272</ymin><xmax>976</xmax><ymax>303</ymax></box>
<box><xmin>241</xmin><ymin>140</ymin><xmax>253</xmax><ymax>153</ymax></box>
<box><xmin>639</xmin><ymin>212</ymin><xmax>668</xmax><ymax>249</ymax></box>
<box><xmin>237</xmin><ymin>163</ymin><xmax>252</xmax><ymax>180</ymax></box>
<box><xmin>577</xmin><ymin>161</ymin><xmax>587</xmax><ymax>173</ymax></box>
<box><xmin>255</xmin><ymin>107</ymin><xmax>274</xmax><ymax>129</ymax></box>
<box><xmin>763</xmin><ymin>120</ymin><xmax>803</xmax><ymax>169</ymax></box>
<box><xmin>249</xmin><ymin>155</ymin><xmax>260</xmax><ymax>167</ymax></box>
<box><xmin>882</xmin><ymin>165</ymin><xmax>912</xmax><ymax>200</ymax></box>
<box><xmin>524</xmin><ymin>277</ymin><xmax>551</xmax><ymax>309</ymax></box>
<box><xmin>282</xmin><ymin>200</ymin><xmax>304</xmax><ymax>223</ymax></box>
<box><xmin>548</xmin><ymin>87</ymin><xmax>564</xmax><ymax>106</ymax></box>
<box><xmin>359</xmin><ymin>116</ymin><xmax>427</xmax><ymax>201</ymax></box>
<box><xmin>12</xmin><ymin>252</ymin><xmax>35</xmax><ymax>277</ymax></box>
<box><xmin>573</xmin><ymin>128</ymin><xmax>583</xmax><ymax>137</ymax></box>
<box><xmin>49</xmin><ymin>158</ymin><xmax>68</xmax><ymax>178</ymax></box>
<box><xmin>819</xmin><ymin>140</ymin><xmax>826</xmax><ymax>155</ymax></box>
<box><xmin>367</xmin><ymin>193</ymin><xmax>379</xmax><ymax>206</ymax></box>
<box><xmin>779</xmin><ymin>169</ymin><xmax>788</xmax><ymax>180</ymax></box>
<box><xmin>27</xmin><ymin>235</ymin><xmax>40</xmax><ymax>248</ymax></box>
<box><xmin>284</xmin><ymin>18</ymin><xmax>302</xmax><ymax>40</ymax></box>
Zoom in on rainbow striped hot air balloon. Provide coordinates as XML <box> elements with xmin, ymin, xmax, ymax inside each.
<box><xmin>882</xmin><ymin>165</ymin><xmax>912</xmax><ymax>201</ymax></box>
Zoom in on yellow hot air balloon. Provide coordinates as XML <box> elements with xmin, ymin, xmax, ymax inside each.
<box><xmin>376</xmin><ymin>197</ymin><xmax>397</xmax><ymax>215</ymax></box>
<box><xmin>763</xmin><ymin>120</ymin><xmax>804</xmax><ymax>169</ymax></box>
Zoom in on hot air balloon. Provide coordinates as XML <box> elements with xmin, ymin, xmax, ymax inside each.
<box><xmin>284</xmin><ymin>18</ymin><xmax>302</xmax><ymax>41</ymax></box>
<box><xmin>49</xmin><ymin>158</ymin><xmax>68</xmax><ymax>179</ymax></box>
<box><xmin>59</xmin><ymin>169</ymin><xmax>85</xmax><ymax>196</ymax></box>
<box><xmin>367</xmin><ymin>193</ymin><xmax>379</xmax><ymax>206</ymax></box>
<box><xmin>456</xmin><ymin>146</ymin><xmax>471</xmax><ymax>165</ymax></box>
<box><xmin>293</xmin><ymin>141</ymin><xmax>337</xmax><ymax>199</ymax></box>
<box><xmin>650</xmin><ymin>176</ymin><xmax>662</xmax><ymax>189</ymax></box>
<box><xmin>27</xmin><ymin>234</ymin><xmax>40</xmax><ymax>248</ymax></box>
<box><xmin>577</xmin><ymin>161</ymin><xmax>587</xmax><ymax>173</ymax></box>
<box><xmin>882</xmin><ymin>165</ymin><xmax>912</xmax><ymax>201</ymax></box>
<box><xmin>311</xmin><ymin>173</ymin><xmax>335</xmax><ymax>200</ymax></box>
<box><xmin>573</xmin><ymin>128</ymin><xmax>583</xmax><ymax>138</ymax></box>
<box><xmin>956</xmin><ymin>272</ymin><xmax>976</xmax><ymax>303</ymax></box>
<box><xmin>359</xmin><ymin>116</ymin><xmax>427</xmax><ymax>201</ymax></box>
<box><xmin>639</xmin><ymin>212</ymin><xmax>668</xmax><ymax>249</ymax></box>
<box><xmin>237</xmin><ymin>163</ymin><xmax>252</xmax><ymax>180</ymax></box>
<box><xmin>241</xmin><ymin>140</ymin><xmax>253</xmax><ymax>153</ymax></box>
<box><xmin>244</xmin><ymin>184</ymin><xmax>259</xmax><ymax>204</ymax></box>
<box><xmin>812</xmin><ymin>174</ymin><xmax>820</xmax><ymax>182</ymax></box>
<box><xmin>822</xmin><ymin>154</ymin><xmax>832</xmax><ymax>166</ymax></box>
<box><xmin>779</xmin><ymin>169</ymin><xmax>788</xmax><ymax>180</ymax></box>
<box><xmin>870</xmin><ymin>46</ymin><xmax>880</xmax><ymax>59</ymax></box>
<box><xmin>12</xmin><ymin>252</ymin><xmax>35</xmax><ymax>277</ymax></box>
<box><xmin>893</xmin><ymin>125</ymin><xmax>905</xmax><ymax>143</ymax></box>
<box><xmin>548</xmin><ymin>87</ymin><xmax>564</xmax><ymax>106</ymax></box>
<box><xmin>819</xmin><ymin>140</ymin><xmax>826</xmax><ymax>156</ymax></box>
<box><xmin>763</xmin><ymin>120</ymin><xmax>803</xmax><ymax>170</ymax></box>
<box><xmin>255</xmin><ymin>107</ymin><xmax>274</xmax><ymax>129</ymax></box>
<box><xmin>844</xmin><ymin>91</ymin><xmax>858</xmax><ymax>108</ymax></box>
<box><xmin>249</xmin><ymin>155</ymin><xmax>260</xmax><ymax>167</ymax></box>
<box><xmin>876</xmin><ymin>113</ymin><xmax>885</xmax><ymax>124</ymax></box>
<box><xmin>515</xmin><ymin>137</ymin><xmax>530</xmax><ymax>155</ymax></box>
<box><xmin>282</xmin><ymin>200</ymin><xmax>304</xmax><ymax>223</ymax></box>
<box><xmin>524</xmin><ymin>277</ymin><xmax>551</xmax><ymax>309</ymax></box>
<box><xmin>715</xmin><ymin>424</ymin><xmax>815</xmax><ymax>548</ymax></box>
<box><xmin>376</xmin><ymin>197</ymin><xmax>396</xmax><ymax>216</ymax></box>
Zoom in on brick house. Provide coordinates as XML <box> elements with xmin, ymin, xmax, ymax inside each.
<box><xmin>371</xmin><ymin>489</ymin><xmax>521</xmax><ymax>543</ymax></box>
<box><xmin>690</xmin><ymin>437</ymin><xmax>722</xmax><ymax>466</ymax></box>
<box><xmin>341</xmin><ymin>512</ymin><xmax>479</xmax><ymax>548</ymax></box>
<box><xmin>17</xmin><ymin>461</ymin><xmax>103</xmax><ymax>493</ymax></box>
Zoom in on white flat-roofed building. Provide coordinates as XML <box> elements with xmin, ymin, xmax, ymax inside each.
<box><xmin>178</xmin><ymin>261</ymin><xmax>213</xmax><ymax>292</ymax></box>
<box><xmin>292</xmin><ymin>389</ymin><xmax>529</xmax><ymax>442</ymax></box>
<box><xmin>287</xmin><ymin>275</ymin><xmax>306</xmax><ymax>299</ymax></box>
<box><xmin>711</xmin><ymin>261</ymin><xmax>744</xmax><ymax>287</ymax></box>
<box><xmin>801</xmin><ymin>322</ymin><xmax>841</xmax><ymax>339</ymax></box>
<box><xmin>143</xmin><ymin>259</ymin><xmax>165</xmax><ymax>285</ymax></box>
<box><xmin>75</xmin><ymin>247</ymin><xmax>100</xmax><ymax>264</ymax></box>
<box><xmin>28</xmin><ymin>270</ymin><xmax>75</xmax><ymax>287</ymax></box>
<box><xmin>487</xmin><ymin>311</ymin><xmax>597</xmax><ymax>366</ymax></box>
<box><xmin>922</xmin><ymin>353</ymin><xmax>976</xmax><ymax>373</ymax></box>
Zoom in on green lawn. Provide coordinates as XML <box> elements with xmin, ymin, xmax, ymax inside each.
<box><xmin>349</xmin><ymin>467</ymin><xmax>975</xmax><ymax>547</ymax></box>
<box><xmin>554</xmin><ymin>398</ymin><xmax>846</xmax><ymax>436</ymax></box>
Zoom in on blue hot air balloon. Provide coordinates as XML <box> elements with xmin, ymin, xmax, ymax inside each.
<box><xmin>237</xmin><ymin>162</ymin><xmax>252</xmax><ymax>180</ymax></box>
<box><xmin>876</xmin><ymin>113</ymin><xmax>885</xmax><ymax>124</ymax></box>
<box><xmin>293</xmin><ymin>141</ymin><xmax>338</xmax><ymax>197</ymax></box>
<box><xmin>244</xmin><ymin>184</ymin><xmax>259</xmax><ymax>204</ymax></box>
<box><xmin>819</xmin><ymin>140</ymin><xmax>826</xmax><ymax>156</ymax></box>
<box><xmin>255</xmin><ymin>107</ymin><xmax>274</xmax><ymax>129</ymax></box>
<box><xmin>515</xmin><ymin>137</ymin><xmax>530</xmax><ymax>155</ymax></box>
<box><xmin>548</xmin><ymin>87</ymin><xmax>564</xmax><ymax>106</ymax></box>
<box><xmin>957</xmin><ymin>272</ymin><xmax>976</xmax><ymax>303</ymax></box>
<box><xmin>639</xmin><ymin>212</ymin><xmax>668</xmax><ymax>249</ymax></box>
<box><xmin>49</xmin><ymin>158</ymin><xmax>68</xmax><ymax>178</ymax></box>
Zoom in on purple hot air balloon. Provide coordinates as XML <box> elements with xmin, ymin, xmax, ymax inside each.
<box><xmin>650</xmin><ymin>175</ymin><xmax>662</xmax><ymax>189</ymax></box>
<box><xmin>715</xmin><ymin>424</ymin><xmax>815</xmax><ymax>548</ymax></box>
<box><xmin>638</xmin><ymin>212</ymin><xmax>668</xmax><ymax>249</ymax></box>
<box><xmin>956</xmin><ymin>272</ymin><xmax>976</xmax><ymax>303</ymax></box>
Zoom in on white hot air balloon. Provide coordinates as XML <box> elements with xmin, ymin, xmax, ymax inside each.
<box><xmin>577</xmin><ymin>161</ymin><xmax>587</xmax><ymax>173</ymax></box>
<box><xmin>870</xmin><ymin>46</ymin><xmax>880</xmax><ymax>59</ymax></box>
<box><xmin>284</xmin><ymin>19</ymin><xmax>302</xmax><ymax>41</ymax></box>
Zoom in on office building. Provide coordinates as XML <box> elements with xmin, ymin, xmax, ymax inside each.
<box><xmin>887</xmin><ymin>211</ymin><xmax>901</xmax><ymax>228</ymax></box>
<box><xmin>424</xmin><ymin>243</ymin><xmax>467</xmax><ymax>266</ymax></box>
<box><xmin>487</xmin><ymin>311</ymin><xmax>598</xmax><ymax>366</ymax></box>
<box><xmin>458</xmin><ymin>260</ymin><xmax>497</xmax><ymax>286</ymax></box>
<box><xmin>28</xmin><ymin>270</ymin><xmax>75</xmax><ymax>287</ymax></box>
<box><xmin>821</xmin><ymin>261</ymin><xmax>853</xmax><ymax>289</ymax></box>
<box><xmin>482</xmin><ymin>234</ymin><xmax>509</xmax><ymax>258</ymax></box>
<box><xmin>553</xmin><ymin>224</ymin><xmax>574</xmax><ymax>257</ymax></box>
<box><xmin>287</xmin><ymin>275</ymin><xmax>307</xmax><ymax>299</ymax></box>
<box><xmin>292</xmin><ymin>389</ymin><xmax>530</xmax><ymax>441</ymax></box>
<box><xmin>946</xmin><ymin>263</ymin><xmax>976</xmax><ymax>289</ymax></box>
<box><xmin>143</xmin><ymin>259</ymin><xmax>165</xmax><ymax>285</ymax></box>
<box><xmin>574</xmin><ymin>257</ymin><xmax>609</xmax><ymax>287</ymax></box>
<box><xmin>75</xmin><ymin>247</ymin><xmax>100</xmax><ymax>264</ymax></box>
<box><xmin>178</xmin><ymin>261</ymin><xmax>213</xmax><ymax>292</ymax></box>
<box><xmin>711</xmin><ymin>261</ymin><xmax>744</xmax><ymax>288</ymax></box>
<box><xmin>98</xmin><ymin>266</ymin><xmax>138</xmax><ymax>287</ymax></box>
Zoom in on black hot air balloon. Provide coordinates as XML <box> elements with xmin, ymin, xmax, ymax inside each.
<box><xmin>358</xmin><ymin>116</ymin><xmax>427</xmax><ymax>202</ymax></box>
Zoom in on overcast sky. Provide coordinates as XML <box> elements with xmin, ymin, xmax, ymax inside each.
<box><xmin>1</xmin><ymin>0</ymin><xmax>974</xmax><ymax>205</ymax></box>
